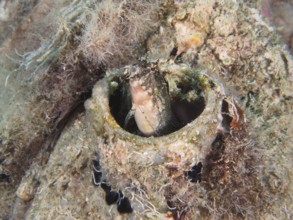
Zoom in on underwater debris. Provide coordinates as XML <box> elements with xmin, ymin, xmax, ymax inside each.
<box><xmin>83</xmin><ymin>57</ymin><xmax>275</xmax><ymax>219</ymax></box>
<box><xmin>85</xmin><ymin>59</ymin><xmax>225</xmax><ymax>218</ymax></box>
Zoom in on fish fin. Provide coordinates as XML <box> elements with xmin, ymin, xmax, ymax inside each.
<box><xmin>124</xmin><ymin>108</ymin><xmax>135</xmax><ymax>129</ymax></box>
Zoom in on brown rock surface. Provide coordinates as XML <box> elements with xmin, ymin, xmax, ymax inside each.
<box><xmin>0</xmin><ymin>0</ymin><xmax>292</xmax><ymax>219</ymax></box>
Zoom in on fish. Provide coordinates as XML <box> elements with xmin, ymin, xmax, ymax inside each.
<box><xmin>124</xmin><ymin>63</ymin><xmax>176</xmax><ymax>136</ymax></box>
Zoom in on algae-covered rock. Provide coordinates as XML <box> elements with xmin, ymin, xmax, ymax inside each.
<box><xmin>0</xmin><ymin>0</ymin><xmax>292</xmax><ymax>219</ymax></box>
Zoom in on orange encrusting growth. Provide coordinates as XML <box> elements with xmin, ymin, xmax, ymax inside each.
<box><xmin>185</xmin><ymin>35</ymin><xmax>202</xmax><ymax>46</ymax></box>
<box><xmin>178</xmin><ymin>35</ymin><xmax>202</xmax><ymax>55</ymax></box>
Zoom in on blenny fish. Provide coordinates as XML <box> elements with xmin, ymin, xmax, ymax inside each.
<box><xmin>124</xmin><ymin>63</ymin><xmax>176</xmax><ymax>136</ymax></box>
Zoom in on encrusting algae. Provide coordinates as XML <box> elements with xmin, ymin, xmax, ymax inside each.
<box><xmin>0</xmin><ymin>0</ymin><xmax>292</xmax><ymax>219</ymax></box>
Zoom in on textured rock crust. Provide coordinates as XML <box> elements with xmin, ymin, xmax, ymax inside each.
<box><xmin>0</xmin><ymin>0</ymin><xmax>292</xmax><ymax>219</ymax></box>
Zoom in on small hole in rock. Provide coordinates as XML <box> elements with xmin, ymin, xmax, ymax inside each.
<box><xmin>101</xmin><ymin>182</ymin><xmax>112</xmax><ymax>193</ymax></box>
<box><xmin>0</xmin><ymin>173</ymin><xmax>10</xmax><ymax>183</ymax></box>
<box><xmin>169</xmin><ymin>47</ymin><xmax>178</xmax><ymax>57</ymax></box>
<box><xmin>185</xmin><ymin>162</ymin><xmax>202</xmax><ymax>183</ymax></box>
<box><xmin>109</xmin><ymin>74</ymin><xmax>206</xmax><ymax>137</ymax></box>
<box><xmin>117</xmin><ymin>197</ymin><xmax>133</xmax><ymax>213</ymax></box>
<box><xmin>92</xmin><ymin>170</ymin><xmax>102</xmax><ymax>186</ymax></box>
<box><xmin>221</xmin><ymin>100</ymin><xmax>233</xmax><ymax>132</ymax></box>
<box><xmin>105</xmin><ymin>191</ymin><xmax>120</xmax><ymax>205</ymax></box>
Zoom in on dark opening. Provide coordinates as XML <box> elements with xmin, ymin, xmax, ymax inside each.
<box><xmin>171</xmin><ymin>96</ymin><xmax>205</xmax><ymax>128</ymax></box>
<box><xmin>109</xmin><ymin>76</ymin><xmax>206</xmax><ymax>137</ymax></box>
<box><xmin>221</xmin><ymin>100</ymin><xmax>233</xmax><ymax>132</ymax></box>
<box><xmin>108</xmin><ymin>77</ymin><xmax>138</xmax><ymax>134</ymax></box>
<box><xmin>185</xmin><ymin>162</ymin><xmax>203</xmax><ymax>183</ymax></box>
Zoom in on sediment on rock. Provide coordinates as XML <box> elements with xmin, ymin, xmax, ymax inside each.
<box><xmin>0</xmin><ymin>0</ymin><xmax>292</xmax><ymax>219</ymax></box>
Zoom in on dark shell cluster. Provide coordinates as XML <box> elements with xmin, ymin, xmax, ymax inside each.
<box><xmin>92</xmin><ymin>159</ymin><xmax>133</xmax><ymax>214</ymax></box>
